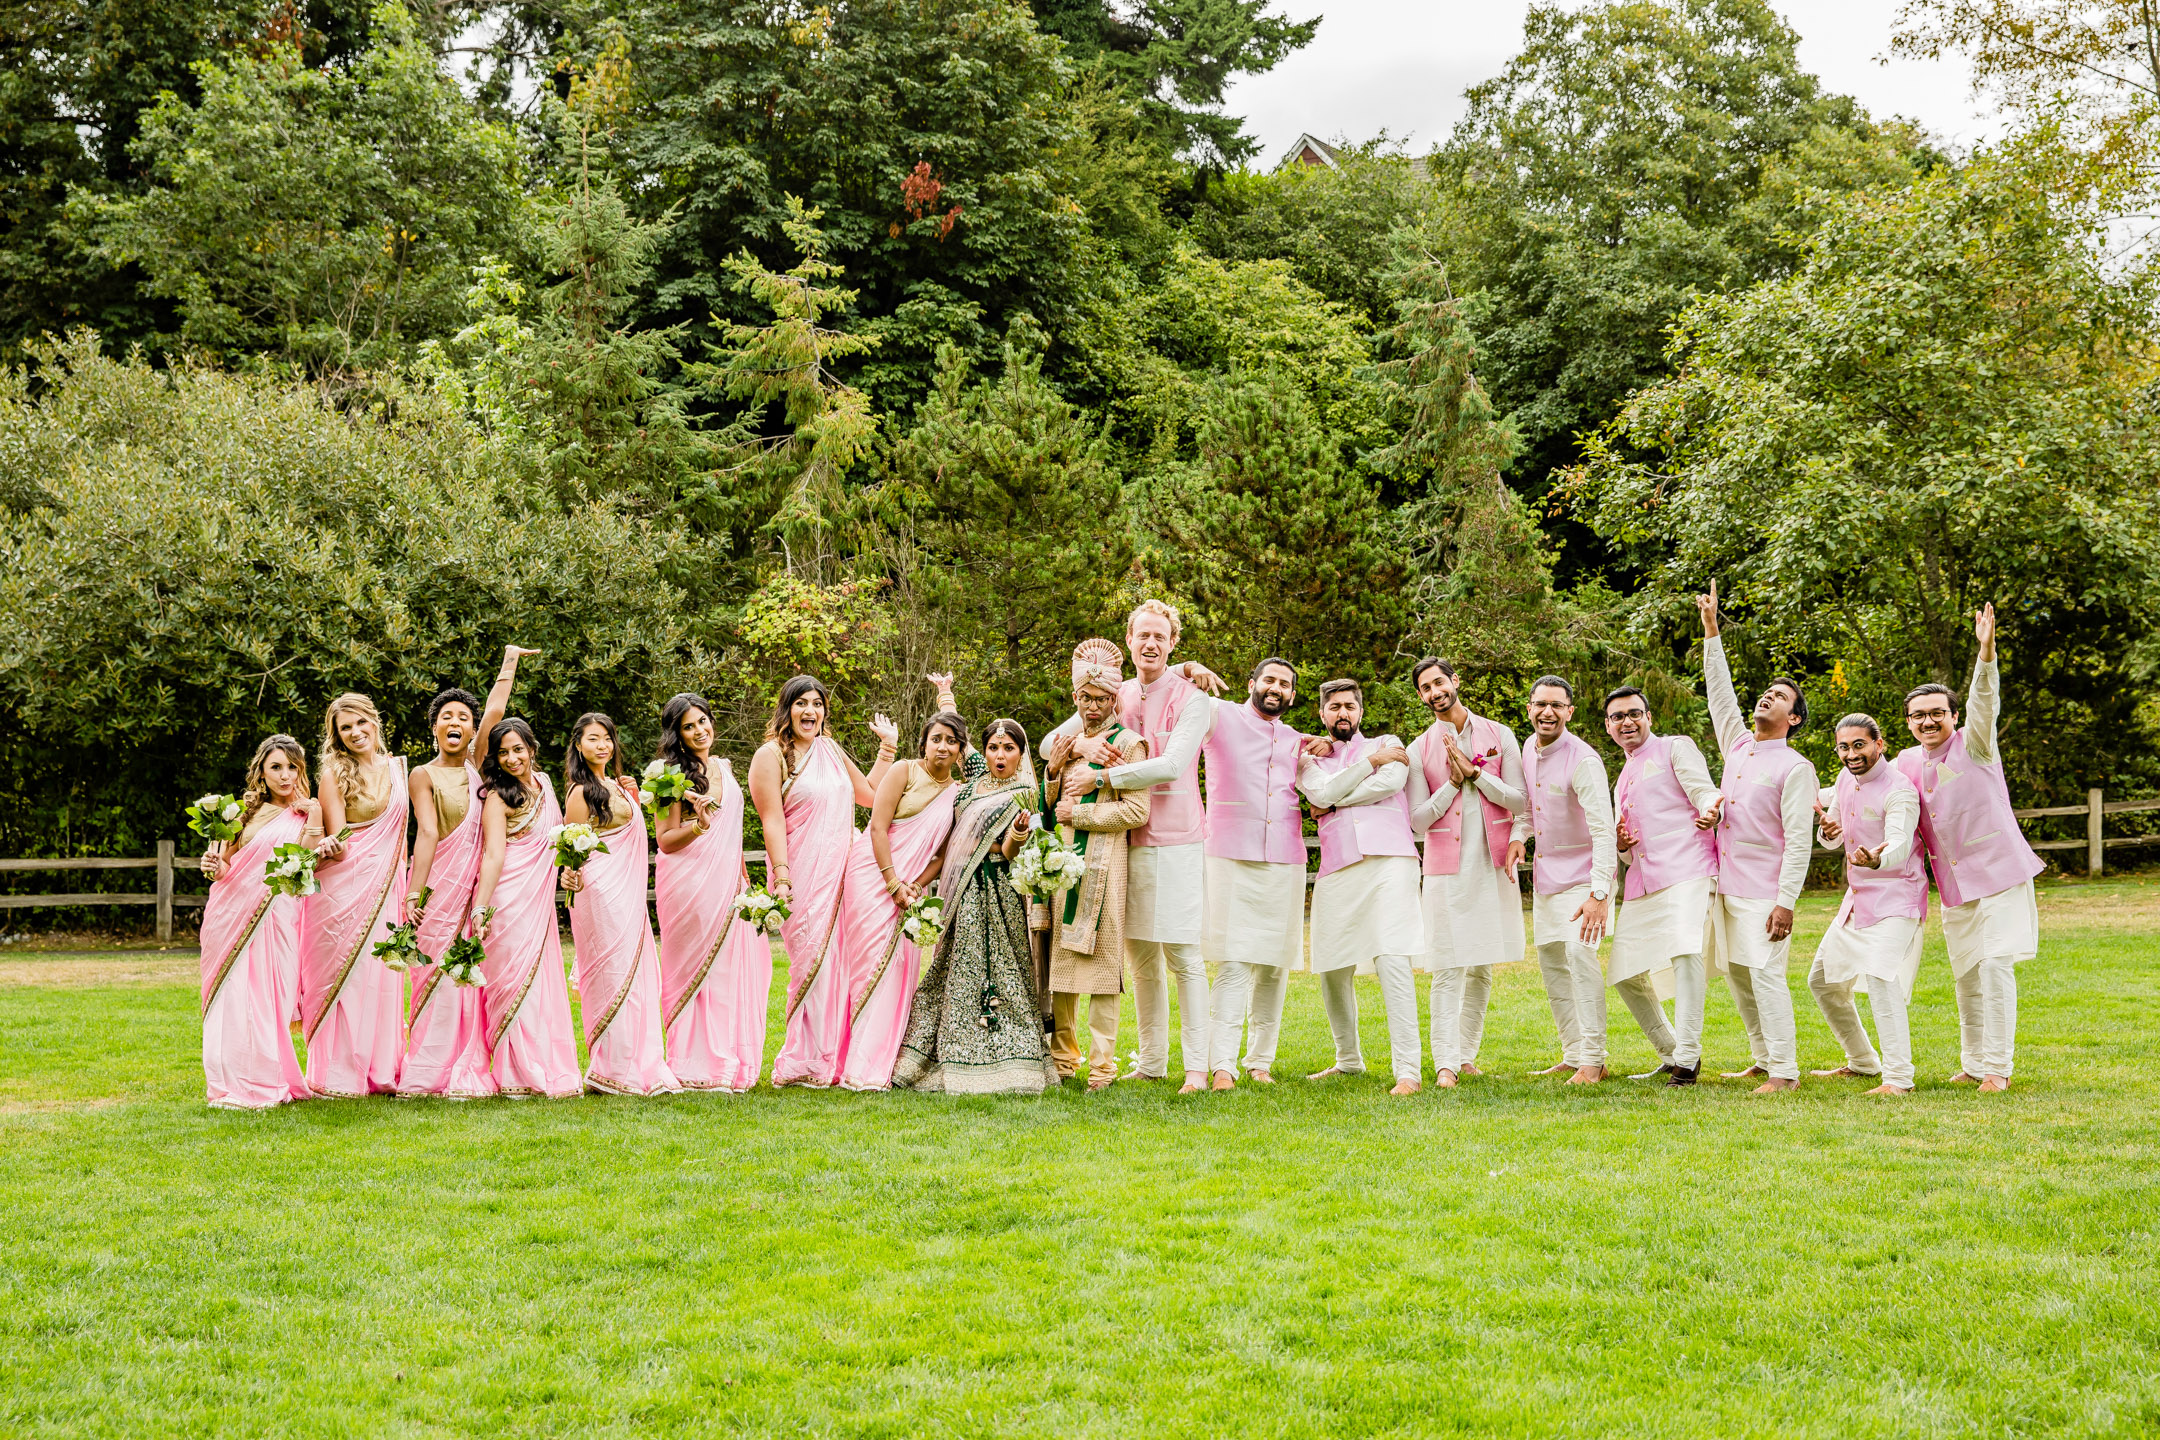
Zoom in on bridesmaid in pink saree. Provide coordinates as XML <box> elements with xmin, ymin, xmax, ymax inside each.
<box><xmin>198</xmin><ymin>734</ymin><xmax>318</xmax><ymax>1110</ymax></box>
<box><xmin>397</xmin><ymin>648</ymin><xmax>534</xmax><ymax>1098</ymax></box>
<box><xmin>471</xmin><ymin>718</ymin><xmax>581</xmax><ymax>1098</ymax></box>
<box><xmin>560</xmin><ymin>712</ymin><xmax>679</xmax><ymax>1096</ymax></box>
<box><xmin>654</xmin><ymin>692</ymin><xmax>772</xmax><ymax>1092</ymax></box>
<box><xmin>755</xmin><ymin>674</ymin><xmax>898</xmax><ymax>1088</ymax></box>
<box><xmin>835</xmin><ymin>707</ymin><xmax>966</xmax><ymax>1091</ymax></box>
<box><xmin>301</xmin><ymin>693</ymin><xmax>409</xmax><ymax>1097</ymax></box>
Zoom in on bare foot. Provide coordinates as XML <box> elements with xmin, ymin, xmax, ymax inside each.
<box><xmin>1210</xmin><ymin>1070</ymin><xmax>1236</xmax><ymax>1092</ymax></box>
<box><xmin>1723</xmin><ymin>1064</ymin><xmax>1768</xmax><ymax>1079</ymax></box>
<box><xmin>1978</xmin><ymin>1075</ymin><xmax>2011</xmax><ymax>1093</ymax></box>
<box><xmin>1305</xmin><ymin>1066</ymin><xmax>1347</xmax><ymax>1081</ymax></box>
<box><xmin>1946</xmin><ymin>1071</ymin><xmax>1981</xmax><ymax>1084</ymax></box>
<box><xmin>1864</xmin><ymin>1083</ymin><xmax>1912</xmax><ymax>1095</ymax></box>
<box><xmin>1752</xmin><ymin>1077</ymin><xmax>1799</xmax><ymax>1094</ymax></box>
<box><xmin>1567</xmin><ymin>1065</ymin><xmax>1606</xmax><ymax>1085</ymax></box>
<box><xmin>1180</xmin><ymin>1071</ymin><xmax>1206</xmax><ymax>1093</ymax></box>
<box><xmin>1178</xmin><ymin>1079</ymin><xmax>1204</xmax><ymax>1095</ymax></box>
<box><xmin>1086</xmin><ymin>1077</ymin><xmax>1113</xmax><ymax>1093</ymax></box>
<box><xmin>1435</xmin><ymin>1068</ymin><xmax>1458</xmax><ymax>1089</ymax></box>
<box><xmin>1529</xmin><ymin>1061</ymin><xmax>1572</xmax><ymax>1076</ymax></box>
<box><xmin>1810</xmin><ymin>1065</ymin><xmax>1867</xmax><ymax>1078</ymax></box>
<box><xmin>1389</xmin><ymin>1079</ymin><xmax>1422</xmax><ymax>1096</ymax></box>
<box><xmin>1459</xmin><ymin>1063</ymin><xmax>1482</xmax><ymax>1078</ymax></box>
<box><xmin>1249</xmin><ymin>1069</ymin><xmax>1274</xmax><ymax>1085</ymax></box>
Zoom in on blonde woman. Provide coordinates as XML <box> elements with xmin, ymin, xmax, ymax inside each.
<box><xmin>299</xmin><ymin>693</ymin><xmax>410</xmax><ymax>1097</ymax></box>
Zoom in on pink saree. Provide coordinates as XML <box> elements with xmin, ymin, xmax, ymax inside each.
<box><xmin>482</xmin><ymin>774</ymin><xmax>581</xmax><ymax>1098</ymax></box>
<box><xmin>298</xmin><ymin>758</ymin><xmax>409</xmax><ymax>1097</ymax></box>
<box><xmin>657</xmin><ymin>760</ymin><xmax>773</xmax><ymax>1092</ymax></box>
<box><xmin>835</xmin><ymin>783</ymin><xmax>959</xmax><ymax>1091</ymax></box>
<box><xmin>568</xmin><ymin>804</ymin><xmax>680</xmax><ymax>1095</ymax></box>
<box><xmin>770</xmin><ymin>737</ymin><xmax>858</xmax><ymax>1088</ymax></box>
<box><xmin>200</xmin><ymin>806</ymin><xmax>311</xmax><ymax>1110</ymax></box>
<box><xmin>398</xmin><ymin>763</ymin><xmax>496</xmax><ymax>1099</ymax></box>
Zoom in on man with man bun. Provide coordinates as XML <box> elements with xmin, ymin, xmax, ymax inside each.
<box><xmin>1698</xmin><ymin>581</ymin><xmax>1819</xmax><ymax>1094</ymax></box>
<box><xmin>1520</xmin><ymin>675</ymin><xmax>1620</xmax><ymax>1083</ymax></box>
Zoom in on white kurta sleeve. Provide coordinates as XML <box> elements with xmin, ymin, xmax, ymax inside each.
<box><xmin>1405</xmin><ymin>731</ymin><xmax>1459</xmax><ymax>835</ymax></box>
<box><xmin>1473</xmin><ymin>722</ymin><xmax>1530</xmax><ymax>843</ymax></box>
<box><xmin>1815</xmin><ymin>783</ymin><xmax>1839</xmax><ymax>849</ymax></box>
<box><xmin>1668</xmin><ymin>735</ymin><xmax>1722</xmax><ymax>812</ymax></box>
<box><xmin>1104</xmin><ymin>693</ymin><xmax>1215</xmax><ymax>790</ymax></box>
<box><xmin>1039</xmin><ymin>713</ymin><xmax>1081</xmax><ymax>758</ymax></box>
<box><xmin>1775</xmin><ymin>761</ymin><xmax>1819</xmax><ymax>908</ymax></box>
<box><xmin>1572</xmin><ymin>752</ymin><xmax>1617</xmax><ymax>894</ymax></box>
<box><xmin>1702</xmin><ymin>634</ymin><xmax>1750</xmax><ymax>763</ymax></box>
<box><xmin>1299</xmin><ymin>737</ymin><xmax>1408</xmax><ymax>810</ymax></box>
<box><xmin>1965</xmin><ymin>656</ymin><xmax>2001</xmax><ymax>765</ymax></box>
<box><xmin>1877</xmin><ymin>778</ymin><xmax>1920</xmax><ymax>871</ymax></box>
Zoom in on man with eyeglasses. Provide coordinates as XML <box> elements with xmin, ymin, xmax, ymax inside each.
<box><xmin>1519</xmin><ymin>675</ymin><xmax>1626</xmax><ymax>1083</ymax></box>
<box><xmin>1896</xmin><ymin>603</ymin><xmax>2043</xmax><ymax>1093</ymax></box>
<box><xmin>1697</xmin><ymin>581</ymin><xmax>1819</xmax><ymax>1094</ymax></box>
<box><xmin>1604</xmin><ymin>685</ymin><xmax>1721</xmax><ymax>1085</ymax></box>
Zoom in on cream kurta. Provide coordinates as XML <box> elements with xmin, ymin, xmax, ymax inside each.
<box><xmin>1702</xmin><ymin>637</ymin><xmax>1820</xmax><ymax>975</ymax></box>
<box><xmin>1529</xmin><ymin>745</ymin><xmax>1618</xmax><ymax>948</ymax></box>
<box><xmin>1068</xmin><ymin>691</ymin><xmax>1219</xmax><ymax>946</ymax></box>
<box><xmin>1814</xmin><ymin>771</ymin><xmax>1925</xmax><ymax>994</ymax></box>
<box><xmin>1919</xmin><ymin>660</ymin><xmax>2040</xmax><ymax>976</ymax></box>
<box><xmin>1610</xmin><ymin>733</ymin><xmax>1720</xmax><ymax>984</ymax></box>
<box><xmin>1047</xmin><ymin>725</ymin><xmax>1150</xmax><ymax>995</ymax></box>
<box><xmin>1200</xmin><ymin>857</ymin><xmax>1306</xmax><ymax>971</ymax></box>
<box><xmin>1297</xmin><ymin>738</ymin><xmax>1423</xmax><ymax>973</ymax></box>
<box><xmin>1406</xmin><ymin>720</ymin><xmax>1527</xmax><ymax>972</ymax></box>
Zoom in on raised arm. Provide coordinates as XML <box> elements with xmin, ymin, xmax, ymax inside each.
<box><xmin>1966</xmin><ymin>602</ymin><xmax>2000</xmax><ymax>765</ymax></box>
<box><xmin>478</xmin><ymin>645</ymin><xmax>540</xmax><ymax>746</ymax></box>
<box><xmin>1104</xmin><ymin>695</ymin><xmax>1217</xmax><ymax>791</ymax></box>
<box><xmin>840</xmin><ymin>717</ymin><xmax>900</xmax><ymax>807</ymax></box>
<box><xmin>406</xmin><ymin>766</ymin><xmax>442</xmax><ymax>908</ymax></box>
<box><xmin>1701</xmin><ymin>634</ymin><xmax>1749</xmax><ymax>762</ymax></box>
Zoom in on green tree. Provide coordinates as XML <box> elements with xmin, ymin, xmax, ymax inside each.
<box><xmin>78</xmin><ymin>1</ymin><xmax>526</xmax><ymax>376</ymax></box>
<box><xmin>1566</xmin><ymin>134</ymin><xmax>2160</xmax><ymax>799</ymax></box>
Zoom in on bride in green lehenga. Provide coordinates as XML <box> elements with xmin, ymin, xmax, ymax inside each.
<box><xmin>893</xmin><ymin>719</ymin><xmax>1058</xmax><ymax>1095</ymax></box>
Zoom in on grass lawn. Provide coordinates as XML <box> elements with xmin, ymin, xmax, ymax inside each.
<box><xmin>3</xmin><ymin>875</ymin><xmax>2158</xmax><ymax>1438</ymax></box>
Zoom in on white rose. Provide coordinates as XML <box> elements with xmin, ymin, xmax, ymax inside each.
<box><xmin>575</xmin><ymin>833</ymin><xmax>598</xmax><ymax>853</ymax></box>
<box><xmin>644</xmin><ymin>759</ymin><xmax>666</xmax><ymax>778</ymax></box>
<box><xmin>220</xmin><ymin>801</ymin><xmax>242</xmax><ymax>822</ymax></box>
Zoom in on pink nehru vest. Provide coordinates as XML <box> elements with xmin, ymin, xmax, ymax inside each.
<box><xmin>1523</xmin><ymin>728</ymin><xmax>1597</xmax><ymax>896</ymax></box>
<box><xmin>1312</xmin><ymin>734</ymin><xmax>1418</xmax><ymax>879</ymax></box>
<box><xmin>1835</xmin><ymin>760</ymin><xmax>1929</xmax><ymax>928</ymax></box>
<box><xmin>1117</xmin><ymin>670</ymin><xmax>1203</xmax><ymax>848</ymax></box>
<box><xmin>1895</xmin><ymin>729</ymin><xmax>2044</xmax><ymax>908</ymax></box>
<box><xmin>1714</xmin><ymin>736</ymin><xmax>1812</xmax><ymax>901</ymax></box>
<box><xmin>1613</xmin><ymin>733</ymin><xmax>1719</xmax><ymax>902</ymax></box>
<box><xmin>1419</xmin><ymin>713</ymin><xmax>1517</xmax><ymax>877</ymax></box>
<box><xmin>1201</xmin><ymin>701</ymin><xmax>1307</xmax><ymax>865</ymax></box>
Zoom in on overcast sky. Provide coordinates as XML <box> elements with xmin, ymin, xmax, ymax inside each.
<box><xmin>1225</xmin><ymin>0</ymin><xmax>2004</xmax><ymax>166</ymax></box>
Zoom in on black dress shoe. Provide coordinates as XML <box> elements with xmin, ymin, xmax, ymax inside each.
<box><xmin>1665</xmin><ymin>1064</ymin><xmax>1700</xmax><ymax>1087</ymax></box>
<box><xmin>1629</xmin><ymin>1062</ymin><xmax>1675</xmax><ymax>1081</ymax></box>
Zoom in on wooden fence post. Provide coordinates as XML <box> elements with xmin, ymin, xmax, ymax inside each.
<box><xmin>156</xmin><ymin>840</ymin><xmax>175</xmax><ymax>942</ymax></box>
<box><xmin>2088</xmin><ymin>789</ymin><xmax>2105</xmax><ymax>877</ymax></box>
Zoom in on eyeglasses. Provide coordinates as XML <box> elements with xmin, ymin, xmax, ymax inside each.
<box><xmin>1905</xmin><ymin>707</ymin><xmax>1953</xmax><ymax>721</ymax></box>
<box><xmin>1605</xmin><ymin>708</ymin><xmax>1648</xmax><ymax>723</ymax></box>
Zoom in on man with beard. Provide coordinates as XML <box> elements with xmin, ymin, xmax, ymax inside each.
<box><xmin>1048</xmin><ymin>601</ymin><xmax>1223</xmax><ymax>1094</ymax></box>
<box><xmin>1199</xmin><ymin>657</ymin><xmax>1311</xmax><ymax>1090</ymax></box>
<box><xmin>1698</xmin><ymin>583</ymin><xmax>1819</xmax><ymax>1094</ymax></box>
<box><xmin>1519</xmin><ymin>675</ymin><xmax>1622</xmax><ymax>1084</ymax></box>
<box><xmin>1297</xmin><ymin>679</ymin><xmax>1424</xmax><ymax>1094</ymax></box>
<box><xmin>1807</xmin><ymin>714</ymin><xmax>1926</xmax><ymax>1095</ymax></box>
<box><xmin>1404</xmin><ymin>658</ymin><xmax>1528</xmax><ymax>1088</ymax></box>
<box><xmin>1896</xmin><ymin>603</ymin><xmax>2044</xmax><ymax>1093</ymax></box>
<box><xmin>1605</xmin><ymin>686</ymin><xmax>1719</xmax><ymax>1084</ymax></box>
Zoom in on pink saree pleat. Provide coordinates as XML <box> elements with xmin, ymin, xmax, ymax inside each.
<box><xmin>770</xmin><ymin>739</ymin><xmax>858</xmax><ymax>1088</ymax></box>
<box><xmin>398</xmin><ymin>763</ymin><xmax>496</xmax><ymax>1099</ymax></box>
<box><xmin>569</xmin><ymin>808</ymin><xmax>680</xmax><ymax>1096</ymax></box>
<box><xmin>481</xmin><ymin>776</ymin><xmax>580</xmax><ymax>1097</ymax></box>
<box><xmin>657</xmin><ymin>762</ymin><xmax>773</xmax><ymax>1092</ymax></box>
<box><xmin>199</xmin><ymin>807</ymin><xmax>311</xmax><ymax>1110</ymax></box>
<box><xmin>298</xmin><ymin>760</ymin><xmax>409</xmax><ymax>1097</ymax></box>
<box><xmin>835</xmin><ymin>785</ymin><xmax>958</xmax><ymax>1091</ymax></box>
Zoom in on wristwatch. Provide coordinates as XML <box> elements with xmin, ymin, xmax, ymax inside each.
<box><xmin>1589</xmin><ymin>886</ymin><xmax>1609</xmax><ymax>901</ymax></box>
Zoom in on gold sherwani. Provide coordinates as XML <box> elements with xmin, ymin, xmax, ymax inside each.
<box><xmin>1047</xmin><ymin>725</ymin><xmax>1150</xmax><ymax>995</ymax></box>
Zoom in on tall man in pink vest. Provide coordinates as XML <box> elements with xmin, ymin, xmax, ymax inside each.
<box><xmin>1520</xmin><ymin>675</ymin><xmax>1623</xmax><ymax>1084</ymax></box>
<box><xmin>1698</xmin><ymin>582</ymin><xmax>1819</xmax><ymax>1094</ymax></box>
<box><xmin>1807</xmin><ymin>713</ymin><xmax>1927</xmax><ymax>1094</ymax></box>
<box><xmin>1897</xmin><ymin>602</ymin><xmax>2043</xmax><ymax>1093</ymax></box>
<box><xmin>1200</xmin><ymin>657</ymin><xmax>1311</xmax><ymax>1090</ymax></box>
<box><xmin>1052</xmin><ymin>601</ymin><xmax>1224</xmax><ymax>1095</ymax></box>
<box><xmin>1404</xmin><ymin>657</ymin><xmax>1528</xmax><ymax>1088</ymax></box>
<box><xmin>1606</xmin><ymin>686</ymin><xmax>1721</xmax><ymax>1085</ymax></box>
<box><xmin>1297</xmin><ymin>679</ymin><xmax>1425</xmax><ymax>1094</ymax></box>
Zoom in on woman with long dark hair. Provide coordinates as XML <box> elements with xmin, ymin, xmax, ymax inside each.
<box><xmin>471</xmin><ymin>717</ymin><xmax>580</xmax><ymax>1098</ymax></box>
<box><xmin>653</xmin><ymin>692</ymin><xmax>773</xmax><ymax>1091</ymax></box>
<box><xmin>560</xmin><ymin>712</ymin><xmax>679</xmax><ymax>1096</ymax></box>
<box><xmin>752</xmin><ymin>674</ymin><xmax>899</xmax><ymax>1087</ymax></box>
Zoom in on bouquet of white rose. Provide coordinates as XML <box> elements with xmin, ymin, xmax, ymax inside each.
<box><xmin>263</xmin><ymin>841</ymin><xmax>322</xmax><ymax>899</ymax></box>
<box><xmin>732</xmin><ymin>884</ymin><xmax>790</xmax><ymax>935</ymax></box>
<box><xmin>1009</xmin><ymin>829</ymin><xmax>1086</xmax><ymax>902</ymax></box>
<box><xmin>371</xmin><ymin>885</ymin><xmax>428</xmax><ymax>971</ymax></box>
<box><xmin>549</xmin><ymin>822</ymin><xmax>609</xmax><ymax>870</ymax></box>
<box><xmin>899</xmin><ymin>891</ymin><xmax>946</xmax><ymax>949</ymax></box>
<box><xmin>187</xmin><ymin>793</ymin><xmax>246</xmax><ymax>845</ymax></box>
<box><xmin>639</xmin><ymin>760</ymin><xmax>692</xmax><ymax>817</ymax></box>
<box><xmin>437</xmin><ymin>909</ymin><xmax>490</xmax><ymax>987</ymax></box>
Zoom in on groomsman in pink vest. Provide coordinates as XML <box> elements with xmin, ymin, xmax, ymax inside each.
<box><xmin>1605</xmin><ymin>686</ymin><xmax>1721</xmax><ymax>1085</ymax></box>
<box><xmin>1298</xmin><ymin>679</ymin><xmax>1425</xmax><ymax>1094</ymax></box>
<box><xmin>1698</xmin><ymin>582</ymin><xmax>1819</xmax><ymax>1094</ymax></box>
<box><xmin>1896</xmin><ymin>603</ymin><xmax>2044</xmax><ymax>1093</ymax></box>
<box><xmin>1519</xmin><ymin>675</ymin><xmax>1626</xmax><ymax>1084</ymax></box>
<box><xmin>1200</xmin><ymin>657</ymin><xmax>1312</xmax><ymax>1090</ymax></box>
<box><xmin>1404</xmin><ymin>657</ymin><xmax>1528</xmax><ymax>1088</ymax></box>
<box><xmin>1052</xmin><ymin>601</ymin><xmax>1224</xmax><ymax>1094</ymax></box>
<box><xmin>1808</xmin><ymin>713</ymin><xmax>1927</xmax><ymax>1094</ymax></box>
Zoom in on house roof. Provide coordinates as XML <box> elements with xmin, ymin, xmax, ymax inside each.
<box><xmin>1277</xmin><ymin>133</ymin><xmax>1340</xmax><ymax>171</ymax></box>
